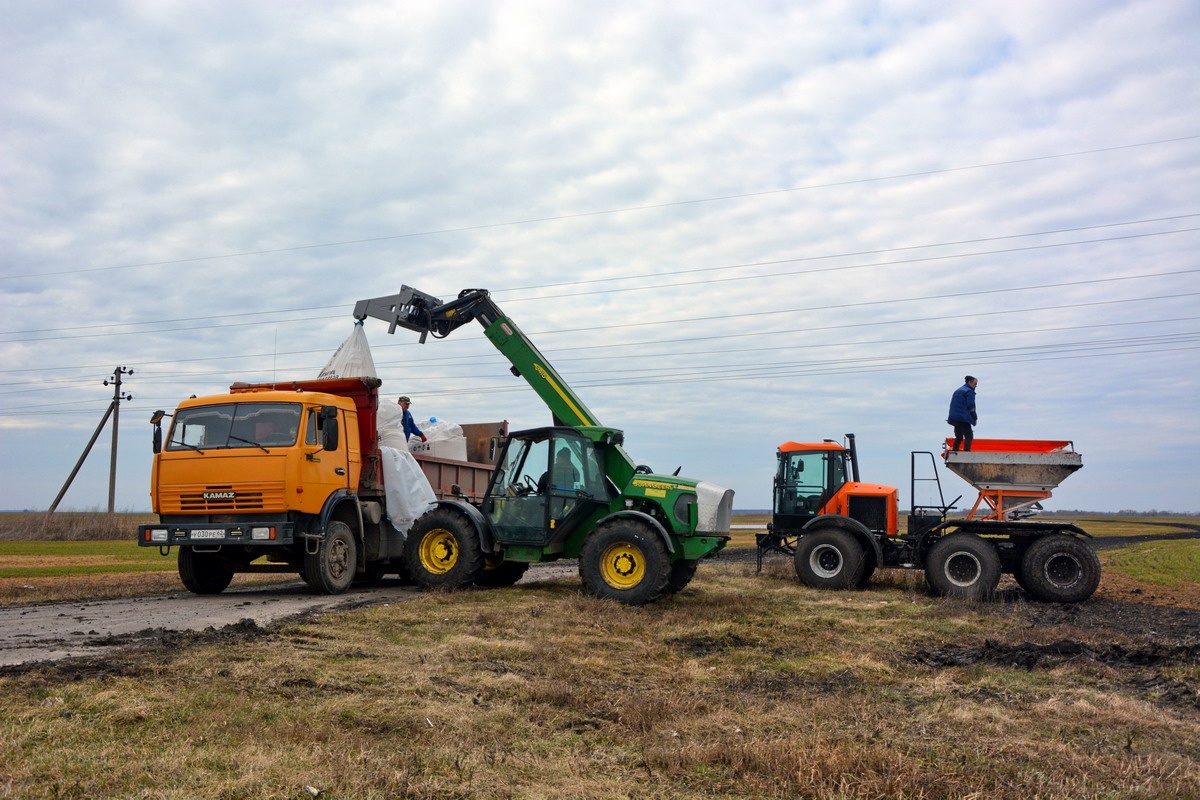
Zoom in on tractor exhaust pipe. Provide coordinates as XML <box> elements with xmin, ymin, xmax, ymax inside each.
<box><xmin>845</xmin><ymin>433</ymin><xmax>861</xmax><ymax>483</ymax></box>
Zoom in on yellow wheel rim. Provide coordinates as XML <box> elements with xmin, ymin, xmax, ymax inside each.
<box><xmin>599</xmin><ymin>542</ymin><xmax>645</xmax><ymax>589</ymax></box>
<box><xmin>418</xmin><ymin>529</ymin><xmax>458</xmax><ymax>575</ymax></box>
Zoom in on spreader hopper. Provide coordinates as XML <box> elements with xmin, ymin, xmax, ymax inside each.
<box><xmin>943</xmin><ymin>439</ymin><xmax>1082</xmax><ymax>521</ymax></box>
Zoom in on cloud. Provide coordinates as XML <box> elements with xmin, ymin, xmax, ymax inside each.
<box><xmin>1</xmin><ymin>0</ymin><xmax>1197</xmax><ymax>512</ymax></box>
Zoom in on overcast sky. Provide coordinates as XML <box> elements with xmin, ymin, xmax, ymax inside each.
<box><xmin>2</xmin><ymin>0</ymin><xmax>1197</xmax><ymax>515</ymax></box>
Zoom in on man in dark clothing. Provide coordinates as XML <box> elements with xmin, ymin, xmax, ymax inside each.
<box><xmin>397</xmin><ymin>396</ymin><xmax>427</xmax><ymax>443</ymax></box>
<box><xmin>946</xmin><ymin>376</ymin><xmax>978</xmax><ymax>451</ymax></box>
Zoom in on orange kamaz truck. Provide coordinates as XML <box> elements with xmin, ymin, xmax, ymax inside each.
<box><xmin>137</xmin><ymin>377</ymin><xmax>504</xmax><ymax>595</ymax></box>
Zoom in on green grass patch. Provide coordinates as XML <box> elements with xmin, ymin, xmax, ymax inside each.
<box><xmin>0</xmin><ymin>540</ymin><xmax>175</xmax><ymax>579</ymax></box>
<box><xmin>1105</xmin><ymin>539</ymin><xmax>1200</xmax><ymax>585</ymax></box>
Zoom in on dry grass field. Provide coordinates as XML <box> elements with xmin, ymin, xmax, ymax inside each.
<box><xmin>0</xmin><ymin>512</ymin><xmax>1197</xmax><ymax>798</ymax></box>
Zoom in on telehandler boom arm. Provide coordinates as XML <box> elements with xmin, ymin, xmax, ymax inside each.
<box><xmin>354</xmin><ymin>287</ymin><xmax>601</xmax><ymax>429</ymax></box>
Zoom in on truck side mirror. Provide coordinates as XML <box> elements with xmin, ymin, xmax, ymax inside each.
<box><xmin>151</xmin><ymin>409</ymin><xmax>167</xmax><ymax>454</ymax></box>
<box><xmin>320</xmin><ymin>406</ymin><xmax>340</xmax><ymax>451</ymax></box>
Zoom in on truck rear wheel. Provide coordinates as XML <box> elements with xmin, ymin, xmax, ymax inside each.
<box><xmin>475</xmin><ymin>555</ymin><xmax>529</xmax><ymax>588</ymax></box>
<box><xmin>925</xmin><ymin>533</ymin><xmax>1000</xmax><ymax>600</ymax></box>
<box><xmin>579</xmin><ymin>520</ymin><xmax>670</xmax><ymax>606</ymax></box>
<box><xmin>404</xmin><ymin>508</ymin><xmax>484</xmax><ymax>590</ymax></box>
<box><xmin>178</xmin><ymin>548</ymin><xmax>234</xmax><ymax>595</ymax></box>
<box><xmin>794</xmin><ymin>528</ymin><xmax>866</xmax><ymax>590</ymax></box>
<box><xmin>303</xmin><ymin>520</ymin><xmax>358</xmax><ymax>595</ymax></box>
<box><xmin>1019</xmin><ymin>534</ymin><xmax>1101</xmax><ymax>603</ymax></box>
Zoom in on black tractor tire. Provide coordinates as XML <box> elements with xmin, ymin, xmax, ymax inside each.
<box><xmin>404</xmin><ymin>508</ymin><xmax>485</xmax><ymax>590</ymax></box>
<box><xmin>579</xmin><ymin>520</ymin><xmax>671</xmax><ymax>606</ymax></box>
<box><xmin>664</xmin><ymin>559</ymin><xmax>700</xmax><ymax>594</ymax></box>
<box><xmin>1019</xmin><ymin>534</ymin><xmax>1102</xmax><ymax>603</ymax></box>
<box><xmin>794</xmin><ymin>528</ymin><xmax>866</xmax><ymax>590</ymax></box>
<box><xmin>475</xmin><ymin>555</ymin><xmax>530</xmax><ymax>588</ymax></box>
<box><xmin>924</xmin><ymin>533</ymin><xmax>1001</xmax><ymax>600</ymax></box>
<box><xmin>178</xmin><ymin>548</ymin><xmax>234</xmax><ymax>595</ymax></box>
<box><xmin>303</xmin><ymin>520</ymin><xmax>358</xmax><ymax>595</ymax></box>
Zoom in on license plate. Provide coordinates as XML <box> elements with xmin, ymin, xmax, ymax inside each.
<box><xmin>191</xmin><ymin>529</ymin><xmax>225</xmax><ymax>539</ymax></box>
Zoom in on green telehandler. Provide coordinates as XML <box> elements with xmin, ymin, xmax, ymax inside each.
<box><xmin>354</xmin><ymin>286</ymin><xmax>733</xmax><ymax>605</ymax></box>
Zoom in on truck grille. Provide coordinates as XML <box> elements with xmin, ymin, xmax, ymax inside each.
<box><xmin>162</xmin><ymin>484</ymin><xmax>286</xmax><ymax>513</ymax></box>
<box><xmin>849</xmin><ymin>495</ymin><xmax>888</xmax><ymax>532</ymax></box>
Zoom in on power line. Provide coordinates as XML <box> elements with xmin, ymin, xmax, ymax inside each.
<box><xmin>2</xmin><ymin>229</ymin><xmax>1196</xmax><ymax>345</ymax></box>
<box><xmin>4</xmin><ymin>136</ymin><xmax>1196</xmax><ymax>283</ymax></box>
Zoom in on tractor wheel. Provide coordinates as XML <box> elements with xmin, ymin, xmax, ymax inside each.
<box><xmin>404</xmin><ymin>508</ymin><xmax>484</xmax><ymax>590</ymax></box>
<box><xmin>924</xmin><ymin>533</ymin><xmax>1001</xmax><ymax>600</ymax></box>
<box><xmin>1019</xmin><ymin>534</ymin><xmax>1101</xmax><ymax>603</ymax></box>
<box><xmin>475</xmin><ymin>555</ymin><xmax>529</xmax><ymax>588</ymax></box>
<box><xmin>178</xmin><ymin>548</ymin><xmax>234</xmax><ymax>595</ymax></box>
<box><xmin>664</xmin><ymin>559</ymin><xmax>699</xmax><ymax>594</ymax></box>
<box><xmin>303</xmin><ymin>520</ymin><xmax>358</xmax><ymax>595</ymax></box>
<box><xmin>794</xmin><ymin>528</ymin><xmax>866</xmax><ymax>590</ymax></box>
<box><xmin>579</xmin><ymin>520</ymin><xmax>671</xmax><ymax>606</ymax></box>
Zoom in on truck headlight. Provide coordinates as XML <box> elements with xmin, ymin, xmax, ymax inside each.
<box><xmin>146</xmin><ymin>529</ymin><xmax>169</xmax><ymax>543</ymax></box>
<box><xmin>250</xmin><ymin>527</ymin><xmax>276</xmax><ymax>541</ymax></box>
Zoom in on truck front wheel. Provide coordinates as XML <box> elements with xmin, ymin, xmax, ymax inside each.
<box><xmin>178</xmin><ymin>548</ymin><xmax>234</xmax><ymax>595</ymax></box>
<box><xmin>303</xmin><ymin>520</ymin><xmax>358</xmax><ymax>595</ymax></box>
<box><xmin>925</xmin><ymin>533</ymin><xmax>1000</xmax><ymax>600</ymax></box>
<box><xmin>580</xmin><ymin>520</ymin><xmax>670</xmax><ymax>606</ymax></box>
<box><xmin>794</xmin><ymin>528</ymin><xmax>866</xmax><ymax>590</ymax></box>
<box><xmin>404</xmin><ymin>508</ymin><xmax>484</xmax><ymax>590</ymax></box>
<box><xmin>1019</xmin><ymin>535</ymin><xmax>1101</xmax><ymax>603</ymax></box>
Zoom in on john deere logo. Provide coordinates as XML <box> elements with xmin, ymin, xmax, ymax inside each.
<box><xmin>204</xmin><ymin>491</ymin><xmax>236</xmax><ymax>500</ymax></box>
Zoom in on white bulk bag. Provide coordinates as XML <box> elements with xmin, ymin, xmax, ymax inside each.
<box><xmin>318</xmin><ymin>323</ymin><xmax>377</xmax><ymax>379</ymax></box>
<box><xmin>380</xmin><ymin>446</ymin><xmax>436</xmax><ymax>533</ymax></box>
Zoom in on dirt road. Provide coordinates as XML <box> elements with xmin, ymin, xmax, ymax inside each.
<box><xmin>0</xmin><ymin>564</ymin><xmax>580</xmax><ymax>668</ymax></box>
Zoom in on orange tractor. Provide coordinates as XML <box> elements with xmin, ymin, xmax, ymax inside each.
<box><xmin>759</xmin><ymin>434</ymin><xmax>1100</xmax><ymax>602</ymax></box>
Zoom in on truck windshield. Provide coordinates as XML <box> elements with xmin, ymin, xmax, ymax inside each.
<box><xmin>167</xmin><ymin>403</ymin><xmax>302</xmax><ymax>450</ymax></box>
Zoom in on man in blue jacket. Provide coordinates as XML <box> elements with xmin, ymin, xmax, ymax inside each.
<box><xmin>397</xmin><ymin>396</ymin><xmax>428</xmax><ymax>443</ymax></box>
<box><xmin>946</xmin><ymin>376</ymin><xmax>978</xmax><ymax>451</ymax></box>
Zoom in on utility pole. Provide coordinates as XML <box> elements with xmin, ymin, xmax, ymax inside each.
<box><xmin>47</xmin><ymin>366</ymin><xmax>134</xmax><ymax>515</ymax></box>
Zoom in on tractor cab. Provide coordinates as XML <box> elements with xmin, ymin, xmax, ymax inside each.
<box><xmin>770</xmin><ymin>435</ymin><xmax>899</xmax><ymax>540</ymax></box>
<box><xmin>483</xmin><ymin>426</ymin><xmax>609</xmax><ymax>548</ymax></box>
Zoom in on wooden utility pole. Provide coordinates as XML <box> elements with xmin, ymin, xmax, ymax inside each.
<box><xmin>47</xmin><ymin>366</ymin><xmax>134</xmax><ymax>514</ymax></box>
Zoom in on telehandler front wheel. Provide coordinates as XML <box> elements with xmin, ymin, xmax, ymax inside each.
<box><xmin>1019</xmin><ymin>534</ymin><xmax>1101</xmax><ymax>603</ymax></box>
<box><xmin>303</xmin><ymin>520</ymin><xmax>358</xmax><ymax>595</ymax></box>
<box><xmin>404</xmin><ymin>508</ymin><xmax>484</xmax><ymax>590</ymax></box>
<box><xmin>924</xmin><ymin>533</ymin><xmax>1000</xmax><ymax>600</ymax></box>
<box><xmin>579</xmin><ymin>520</ymin><xmax>671</xmax><ymax>606</ymax></box>
<box><xmin>664</xmin><ymin>559</ymin><xmax>699</xmax><ymax>594</ymax></box>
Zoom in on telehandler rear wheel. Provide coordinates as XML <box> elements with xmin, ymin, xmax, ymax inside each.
<box><xmin>404</xmin><ymin>508</ymin><xmax>484</xmax><ymax>590</ymax></box>
<box><xmin>1019</xmin><ymin>534</ymin><xmax>1101</xmax><ymax>603</ymax></box>
<box><xmin>303</xmin><ymin>520</ymin><xmax>358</xmax><ymax>595</ymax></box>
<box><xmin>794</xmin><ymin>528</ymin><xmax>866</xmax><ymax>590</ymax></box>
<box><xmin>924</xmin><ymin>533</ymin><xmax>1000</xmax><ymax>600</ymax></box>
<box><xmin>178</xmin><ymin>548</ymin><xmax>234</xmax><ymax>595</ymax></box>
<box><xmin>579</xmin><ymin>520</ymin><xmax>670</xmax><ymax>606</ymax></box>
